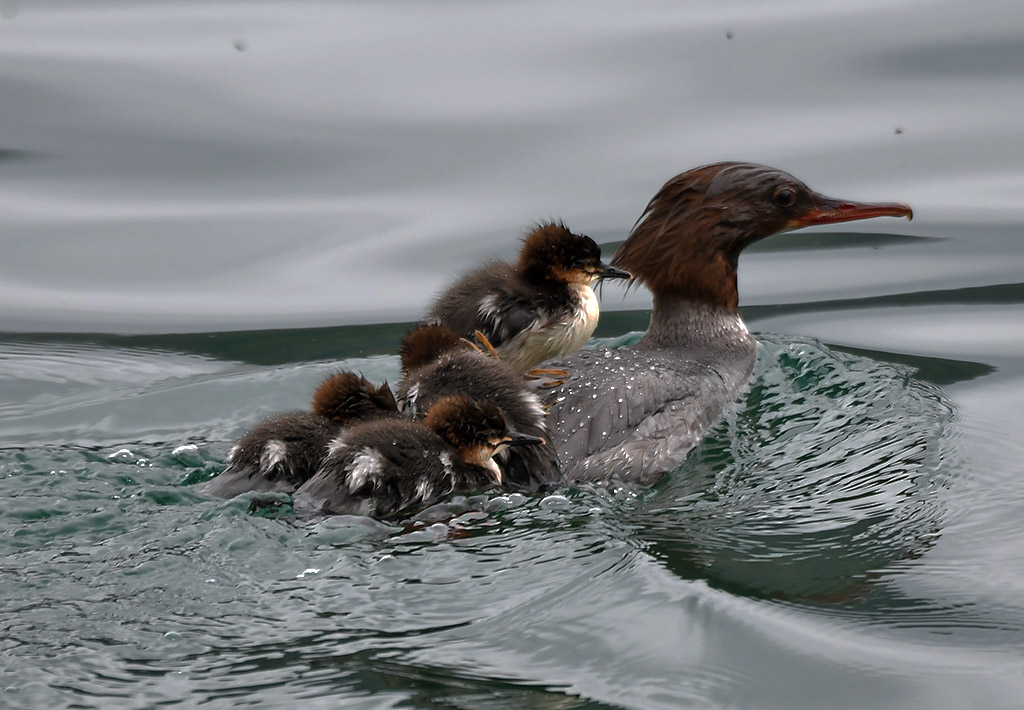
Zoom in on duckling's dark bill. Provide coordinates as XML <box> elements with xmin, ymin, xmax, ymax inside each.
<box><xmin>597</xmin><ymin>263</ymin><xmax>632</xmax><ymax>280</ymax></box>
<box><xmin>502</xmin><ymin>431</ymin><xmax>546</xmax><ymax>447</ymax></box>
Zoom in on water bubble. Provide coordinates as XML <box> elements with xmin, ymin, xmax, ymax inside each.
<box><xmin>426</xmin><ymin>522</ymin><xmax>449</xmax><ymax>537</ymax></box>
<box><xmin>505</xmin><ymin>493</ymin><xmax>527</xmax><ymax>507</ymax></box>
<box><xmin>540</xmin><ymin>494</ymin><xmax>571</xmax><ymax>509</ymax></box>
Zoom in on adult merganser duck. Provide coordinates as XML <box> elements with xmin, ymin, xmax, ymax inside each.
<box><xmin>292</xmin><ymin>394</ymin><xmax>544</xmax><ymax>519</ymax></box>
<box><xmin>397</xmin><ymin>323</ymin><xmax>560</xmax><ymax>490</ymax></box>
<box><xmin>542</xmin><ymin>162</ymin><xmax>913</xmax><ymax>485</ymax></box>
<box><xmin>425</xmin><ymin>221</ymin><xmax>631</xmax><ymax>372</ymax></box>
<box><xmin>200</xmin><ymin>371</ymin><xmax>397</xmax><ymax>498</ymax></box>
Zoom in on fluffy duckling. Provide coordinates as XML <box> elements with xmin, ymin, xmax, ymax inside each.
<box><xmin>425</xmin><ymin>222</ymin><xmax>630</xmax><ymax>372</ymax></box>
<box><xmin>293</xmin><ymin>395</ymin><xmax>543</xmax><ymax>519</ymax></box>
<box><xmin>200</xmin><ymin>371</ymin><xmax>397</xmax><ymax>498</ymax></box>
<box><xmin>397</xmin><ymin>323</ymin><xmax>560</xmax><ymax>491</ymax></box>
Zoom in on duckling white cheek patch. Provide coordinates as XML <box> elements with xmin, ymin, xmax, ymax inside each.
<box><xmin>484</xmin><ymin>457</ymin><xmax>502</xmax><ymax>484</ymax></box>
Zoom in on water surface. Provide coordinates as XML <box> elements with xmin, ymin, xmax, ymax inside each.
<box><xmin>2</xmin><ymin>1</ymin><xmax>1024</xmax><ymax>708</ymax></box>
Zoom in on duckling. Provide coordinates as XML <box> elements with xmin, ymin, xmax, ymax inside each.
<box><xmin>200</xmin><ymin>371</ymin><xmax>397</xmax><ymax>498</ymax></box>
<box><xmin>293</xmin><ymin>395</ymin><xmax>543</xmax><ymax>519</ymax></box>
<box><xmin>397</xmin><ymin>323</ymin><xmax>560</xmax><ymax>491</ymax></box>
<box><xmin>425</xmin><ymin>222</ymin><xmax>631</xmax><ymax>372</ymax></box>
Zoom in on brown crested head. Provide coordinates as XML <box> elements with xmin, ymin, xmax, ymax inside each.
<box><xmin>612</xmin><ymin>162</ymin><xmax>913</xmax><ymax>310</ymax></box>
<box><xmin>424</xmin><ymin>395</ymin><xmax>507</xmax><ymax>449</ymax></box>
<box><xmin>399</xmin><ymin>323</ymin><xmax>475</xmax><ymax>374</ymax></box>
<box><xmin>518</xmin><ymin>222</ymin><xmax>630</xmax><ymax>286</ymax></box>
<box><xmin>312</xmin><ymin>371</ymin><xmax>398</xmax><ymax>423</ymax></box>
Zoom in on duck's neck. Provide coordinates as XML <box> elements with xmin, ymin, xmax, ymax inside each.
<box><xmin>637</xmin><ymin>295</ymin><xmax>752</xmax><ymax>352</ymax></box>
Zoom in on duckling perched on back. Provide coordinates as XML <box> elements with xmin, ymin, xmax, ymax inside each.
<box><xmin>293</xmin><ymin>395</ymin><xmax>544</xmax><ymax>519</ymax></box>
<box><xmin>425</xmin><ymin>222</ymin><xmax>630</xmax><ymax>372</ymax></box>
<box><xmin>397</xmin><ymin>323</ymin><xmax>560</xmax><ymax>491</ymax></box>
<box><xmin>200</xmin><ymin>371</ymin><xmax>398</xmax><ymax>498</ymax></box>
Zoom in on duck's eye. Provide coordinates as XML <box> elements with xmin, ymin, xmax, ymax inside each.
<box><xmin>774</xmin><ymin>187</ymin><xmax>797</xmax><ymax>207</ymax></box>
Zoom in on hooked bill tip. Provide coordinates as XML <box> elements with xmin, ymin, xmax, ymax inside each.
<box><xmin>794</xmin><ymin>197</ymin><xmax>914</xmax><ymax>228</ymax></box>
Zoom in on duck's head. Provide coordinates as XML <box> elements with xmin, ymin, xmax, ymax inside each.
<box><xmin>518</xmin><ymin>221</ymin><xmax>631</xmax><ymax>287</ymax></box>
<box><xmin>311</xmin><ymin>371</ymin><xmax>397</xmax><ymax>423</ymax></box>
<box><xmin>612</xmin><ymin>162</ymin><xmax>913</xmax><ymax>310</ymax></box>
<box><xmin>424</xmin><ymin>395</ymin><xmax>545</xmax><ymax>485</ymax></box>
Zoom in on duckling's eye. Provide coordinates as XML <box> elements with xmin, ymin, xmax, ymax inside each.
<box><xmin>773</xmin><ymin>186</ymin><xmax>797</xmax><ymax>208</ymax></box>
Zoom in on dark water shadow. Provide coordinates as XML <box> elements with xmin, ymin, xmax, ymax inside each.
<box><xmin>826</xmin><ymin>344</ymin><xmax>993</xmax><ymax>387</ymax></box>
<box><xmin>6</xmin><ymin>274</ymin><xmax>1016</xmax><ymax>372</ymax></box>
<box><xmin>169</xmin><ymin>638</ymin><xmax>623</xmax><ymax>710</ymax></box>
<box><xmin>599</xmin><ymin>231</ymin><xmax>937</xmax><ymax>257</ymax></box>
<box><xmin>742</xmin><ymin>281</ymin><xmax>1024</xmax><ymax>321</ymax></box>
<box><xmin>0</xmin><ymin>148</ymin><xmax>40</xmax><ymax>163</ymax></box>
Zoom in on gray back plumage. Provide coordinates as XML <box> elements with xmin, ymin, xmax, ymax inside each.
<box><xmin>543</xmin><ymin>308</ymin><xmax>757</xmax><ymax>486</ymax></box>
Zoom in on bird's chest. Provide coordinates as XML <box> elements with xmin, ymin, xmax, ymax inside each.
<box><xmin>500</xmin><ymin>285</ymin><xmax>599</xmax><ymax>370</ymax></box>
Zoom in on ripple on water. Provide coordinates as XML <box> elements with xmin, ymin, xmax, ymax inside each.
<box><xmin>636</xmin><ymin>334</ymin><xmax>956</xmax><ymax>607</ymax></box>
<box><xmin>0</xmin><ymin>338</ymin><xmax>402</xmax><ymax>448</ymax></box>
<box><xmin>1</xmin><ymin>332</ymin><xmax>1017</xmax><ymax>708</ymax></box>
